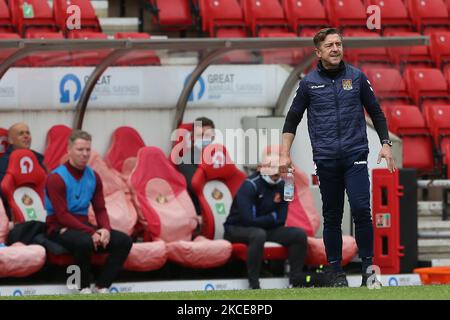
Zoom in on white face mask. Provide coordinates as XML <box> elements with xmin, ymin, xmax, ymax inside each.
<box><xmin>261</xmin><ymin>174</ymin><xmax>282</xmax><ymax>185</ymax></box>
<box><xmin>194</xmin><ymin>139</ymin><xmax>212</xmax><ymax>150</ymax></box>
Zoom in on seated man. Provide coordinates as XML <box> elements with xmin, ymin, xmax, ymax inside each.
<box><xmin>223</xmin><ymin>154</ymin><xmax>307</xmax><ymax>290</ymax></box>
<box><xmin>45</xmin><ymin>130</ymin><xmax>132</xmax><ymax>294</ymax></box>
<box><xmin>0</xmin><ymin>123</ymin><xmax>47</xmax><ymax>220</ymax></box>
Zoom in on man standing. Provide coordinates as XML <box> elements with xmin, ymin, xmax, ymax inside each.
<box><xmin>280</xmin><ymin>28</ymin><xmax>396</xmax><ymax>287</ymax></box>
<box><xmin>45</xmin><ymin>130</ymin><xmax>132</xmax><ymax>294</ymax></box>
<box><xmin>0</xmin><ymin>123</ymin><xmax>47</xmax><ymax>220</ymax></box>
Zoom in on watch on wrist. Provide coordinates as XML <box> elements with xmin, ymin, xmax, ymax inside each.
<box><xmin>382</xmin><ymin>139</ymin><xmax>393</xmax><ymax>147</ymax></box>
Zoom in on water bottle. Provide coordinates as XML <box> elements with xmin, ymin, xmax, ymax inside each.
<box><xmin>284</xmin><ymin>169</ymin><xmax>295</xmax><ymax>201</ymax></box>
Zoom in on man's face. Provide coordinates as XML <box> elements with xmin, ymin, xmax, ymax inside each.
<box><xmin>193</xmin><ymin>125</ymin><xmax>215</xmax><ymax>145</ymax></box>
<box><xmin>315</xmin><ymin>34</ymin><xmax>343</xmax><ymax>68</ymax></box>
<box><xmin>9</xmin><ymin>123</ymin><xmax>31</xmax><ymax>149</ymax></box>
<box><xmin>68</xmin><ymin>138</ymin><xmax>91</xmax><ymax>170</ymax></box>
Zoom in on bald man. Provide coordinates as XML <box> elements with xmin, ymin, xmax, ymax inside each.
<box><xmin>0</xmin><ymin>123</ymin><xmax>47</xmax><ymax>220</ymax></box>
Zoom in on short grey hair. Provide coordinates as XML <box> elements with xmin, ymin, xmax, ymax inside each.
<box><xmin>68</xmin><ymin>130</ymin><xmax>92</xmax><ymax>145</ymax></box>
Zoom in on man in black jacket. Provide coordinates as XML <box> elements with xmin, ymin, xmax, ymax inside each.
<box><xmin>280</xmin><ymin>28</ymin><xmax>395</xmax><ymax>287</ymax></box>
<box><xmin>224</xmin><ymin>154</ymin><xmax>307</xmax><ymax>290</ymax></box>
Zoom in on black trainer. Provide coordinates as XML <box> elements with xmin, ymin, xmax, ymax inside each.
<box><xmin>327</xmin><ymin>271</ymin><xmax>349</xmax><ymax>287</ymax></box>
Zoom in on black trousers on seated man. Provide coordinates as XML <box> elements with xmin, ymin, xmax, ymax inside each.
<box><xmin>224</xmin><ymin>225</ymin><xmax>307</xmax><ymax>289</ymax></box>
<box><xmin>49</xmin><ymin>229</ymin><xmax>132</xmax><ymax>289</ymax></box>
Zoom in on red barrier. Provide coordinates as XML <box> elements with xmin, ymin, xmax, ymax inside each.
<box><xmin>372</xmin><ymin>169</ymin><xmax>405</xmax><ymax>274</ymax></box>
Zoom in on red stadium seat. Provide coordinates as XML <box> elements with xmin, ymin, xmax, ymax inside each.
<box><xmin>0</xmin><ymin>196</ymin><xmax>46</xmax><ymax>278</ymax></box>
<box><xmin>113</xmin><ymin>32</ymin><xmax>161</xmax><ymax>66</ymax></box>
<box><xmin>281</xmin><ymin>0</ymin><xmax>329</xmax><ymax>35</ymax></box>
<box><xmin>148</xmin><ymin>0</ymin><xmax>195</xmax><ymax>31</ymax></box>
<box><xmin>10</xmin><ymin>0</ymin><xmax>59</xmax><ymax>37</ymax></box>
<box><xmin>383</xmin><ymin>105</ymin><xmax>435</xmax><ymax>172</ymax></box>
<box><xmin>404</xmin><ymin>67</ymin><xmax>450</xmax><ymax>108</ymax></box>
<box><xmin>324</xmin><ymin>0</ymin><xmax>367</xmax><ymax>31</ymax></box>
<box><xmin>259</xmin><ymin>31</ymin><xmax>303</xmax><ymax>65</ymax></box>
<box><xmin>363</xmin><ymin>67</ymin><xmax>410</xmax><ymax>104</ymax></box>
<box><xmin>129</xmin><ymin>146</ymin><xmax>232</xmax><ymax>268</ymax></box>
<box><xmin>26</xmin><ymin>31</ymin><xmax>74</xmax><ymax>66</ymax></box>
<box><xmin>406</xmin><ymin>0</ymin><xmax>450</xmax><ymax>33</ymax></box>
<box><xmin>53</xmin><ymin>0</ymin><xmax>102</xmax><ymax>36</ymax></box>
<box><xmin>422</xmin><ymin>104</ymin><xmax>450</xmax><ymax>154</ymax></box>
<box><xmin>104</xmin><ymin>126</ymin><xmax>146</xmax><ymax>179</ymax></box>
<box><xmin>385</xmin><ymin>31</ymin><xmax>433</xmax><ymax>69</ymax></box>
<box><xmin>68</xmin><ymin>31</ymin><xmax>112</xmax><ymax>66</ymax></box>
<box><xmin>0</xmin><ymin>127</ymin><xmax>9</xmax><ymax>158</ymax></box>
<box><xmin>43</xmin><ymin>125</ymin><xmax>72</xmax><ymax>171</ymax></box>
<box><xmin>344</xmin><ymin>31</ymin><xmax>389</xmax><ymax>66</ymax></box>
<box><xmin>0</xmin><ymin>0</ymin><xmax>14</xmax><ymax>32</ymax></box>
<box><xmin>430</xmin><ymin>31</ymin><xmax>450</xmax><ymax>71</ymax></box>
<box><xmin>0</xmin><ymin>149</ymin><xmax>47</xmax><ymax>224</ymax></box>
<box><xmin>446</xmin><ymin>67</ymin><xmax>450</xmax><ymax>88</ymax></box>
<box><xmin>199</xmin><ymin>0</ymin><xmax>246</xmax><ymax>37</ymax></box>
<box><xmin>241</xmin><ymin>0</ymin><xmax>290</xmax><ymax>36</ymax></box>
<box><xmin>365</xmin><ymin>0</ymin><xmax>413</xmax><ymax>33</ymax></box>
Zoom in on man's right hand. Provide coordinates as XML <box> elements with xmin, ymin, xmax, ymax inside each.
<box><xmin>91</xmin><ymin>232</ymin><xmax>101</xmax><ymax>251</ymax></box>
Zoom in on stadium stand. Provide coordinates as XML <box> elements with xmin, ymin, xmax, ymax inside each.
<box><xmin>363</xmin><ymin>67</ymin><xmax>411</xmax><ymax>105</ymax></box>
<box><xmin>324</xmin><ymin>0</ymin><xmax>368</xmax><ymax>32</ymax></box>
<box><xmin>53</xmin><ymin>0</ymin><xmax>102</xmax><ymax>36</ymax></box>
<box><xmin>113</xmin><ymin>32</ymin><xmax>161</xmax><ymax>66</ymax></box>
<box><xmin>198</xmin><ymin>0</ymin><xmax>246</xmax><ymax>37</ymax></box>
<box><xmin>404</xmin><ymin>67</ymin><xmax>450</xmax><ymax>109</ymax></box>
<box><xmin>68</xmin><ymin>31</ymin><xmax>112</xmax><ymax>66</ymax></box>
<box><xmin>281</xmin><ymin>0</ymin><xmax>329</xmax><ymax>36</ymax></box>
<box><xmin>406</xmin><ymin>0</ymin><xmax>450</xmax><ymax>34</ymax></box>
<box><xmin>147</xmin><ymin>0</ymin><xmax>196</xmax><ymax>32</ymax></box>
<box><xmin>430</xmin><ymin>31</ymin><xmax>450</xmax><ymax>71</ymax></box>
<box><xmin>10</xmin><ymin>0</ymin><xmax>59</xmax><ymax>37</ymax></box>
<box><xmin>344</xmin><ymin>31</ymin><xmax>390</xmax><ymax>67</ymax></box>
<box><xmin>364</xmin><ymin>0</ymin><xmax>413</xmax><ymax>33</ymax></box>
<box><xmin>0</xmin><ymin>0</ymin><xmax>14</xmax><ymax>32</ymax></box>
<box><xmin>241</xmin><ymin>0</ymin><xmax>291</xmax><ymax>37</ymax></box>
<box><xmin>384</xmin><ymin>31</ymin><xmax>433</xmax><ymax>69</ymax></box>
<box><xmin>26</xmin><ymin>31</ymin><xmax>74</xmax><ymax>67</ymax></box>
<box><xmin>128</xmin><ymin>146</ymin><xmax>232</xmax><ymax>268</ymax></box>
<box><xmin>383</xmin><ymin>105</ymin><xmax>436</xmax><ymax>173</ymax></box>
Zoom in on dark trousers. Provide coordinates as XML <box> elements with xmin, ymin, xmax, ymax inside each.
<box><xmin>50</xmin><ymin>229</ymin><xmax>133</xmax><ymax>289</ymax></box>
<box><xmin>224</xmin><ymin>225</ymin><xmax>307</xmax><ymax>287</ymax></box>
<box><xmin>315</xmin><ymin>151</ymin><xmax>373</xmax><ymax>264</ymax></box>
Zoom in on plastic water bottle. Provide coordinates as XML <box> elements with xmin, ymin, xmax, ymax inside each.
<box><xmin>284</xmin><ymin>170</ymin><xmax>295</xmax><ymax>201</ymax></box>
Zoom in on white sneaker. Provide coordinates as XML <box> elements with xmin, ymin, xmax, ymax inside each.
<box><xmin>79</xmin><ymin>288</ymin><xmax>92</xmax><ymax>294</ymax></box>
<box><xmin>94</xmin><ymin>287</ymin><xmax>109</xmax><ymax>294</ymax></box>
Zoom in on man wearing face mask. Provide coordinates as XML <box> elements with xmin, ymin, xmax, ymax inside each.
<box><xmin>223</xmin><ymin>154</ymin><xmax>307</xmax><ymax>290</ymax></box>
<box><xmin>177</xmin><ymin>117</ymin><xmax>215</xmax><ymax>216</ymax></box>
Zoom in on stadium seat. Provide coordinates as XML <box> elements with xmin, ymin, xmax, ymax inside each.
<box><xmin>10</xmin><ymin>0</ymin><xmax>59</xmax><ymax>37</ymax></box>
<box><xmin>53</xmin><ymin>0</ymin><xmax>102</xmax><ymax>37</ymax></box>
<box><xmin>199</xmin><ymin>0</ymin><xmax>246</xmax><ymax>37</ymax></box>
<box><xmin>430</xmin><ymin>31</ymin><xmax>450</xmax><ymax>71</ymax></box>
<box><xmin>104</xmin><ymin>126</ymin><xmax>146</xmax><ymax>180</ymax></box>
<box><xmin>324</xmin><ymin>0</ymin><xmax>368</xmax><ymax>31</ymax></box>
<box><xmin>406</xmin><ymin>0</ymin><xmax>450</xmax><ymax>33</ymax></box>
<box><xmin>26</xmin><ymin>31</ymin><xmax>74</xmax><ymax>66</ymax></box>
<box><xmin>0</xmin><ymin>0</ymin><xmax>14</xmax><ymax>32</ymax></box>
<box><xmin>241</xmin><ymin>0</ymin><xmax>291</xmax><ymax>36</ymax></box>
<box><xmin>129</xmin><ymin>146</ymin><xmax>232</xmax><ymax>268</ymax></box>
<box><xmin>422</xmin><ymin>104</ymin><xmax>450</xmax><ymax>163</ymax></box>
<box><xmin>365</xmin><ymin>0</ymin><xmax>413</xmax><ymax>33</ymax></box>
<box><xmin>363</xmin><ymin>67</ymin><xmax>410</xmax><ymax>104</ymax></box>
<box><xmin>68</xmin><ymin>31</ymin><xmax>112</xmax><ymax>66</ymax></box>
<box><xmin>446</xmin><ymin>67</ymin><xmax>450</xmax><ymax>88</ymax></box>
<box><xmin>281</xmin><ymin>0</ymin><xmax>329</xmax><ymax>35</ymax></box>
<box><xmin>0</xmin><ymin>127</ymin><xmax>9</xmax><ymax>157</ymax></box>
<box><xmin>113</xmin><ymin>32</ymin><xmax>161</xmax><ymax>66</ymax></box>
<box><xmin>404</xmin><ymin>68</ymin><xmax>450</xmax><ymax>108</ymax></box>
<box><xmin>47</xmin><ymin>150</ymin><xmax>168</xmax><ymax>272</ymax></box>
<box><xmin>384</xmin><ymin>31</ymin><xmax>433</xmax><ymax>69</ymax></box>
<box><xmin>344</xmin><ymin>31</ymin><xmax>389</xmax><ymax>66</ymax></box>
<box><xmin>383</xmin><ymin>105</ymin><xmax>435</xmax><ymax>172</ymax></box>
<box><xmin>43</xmin><ymin>125</ymin><xmax>72</xmax><ymax>171</ymax></box>
<box><xmin>0</xmin><ymin>200</ymin><xmax>46</xmax><ymax>278</ymax></box>
<box><xmin>0</xmin><ymin>149</ymin><xmax>47</xmax><ymax>224</ymax></box>
<box><xmin>259</xmin><ymin>31</ymin><xmax>304</xmax><ymax>65</ymax></box>
<box><xmin>147</xmin><ymin>0</ymin><xmax>195</xmax><ymax>31</ymax></box>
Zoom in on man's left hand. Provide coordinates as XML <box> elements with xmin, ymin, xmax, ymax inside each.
<box><xmin>377</xmin><ymin>144</ymin><xmax>396</xmax><ymax>173</ymax></box>
<box><xmin>97</xmin><ymin>229</ymin><xmax>111</xmax><ymax>248</ymax></box>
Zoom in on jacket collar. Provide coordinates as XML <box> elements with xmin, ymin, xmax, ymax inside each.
<box><xmin>317</xmin><ymin>60</ymin><xmax>346</xmax><ymax>78</ymax></box>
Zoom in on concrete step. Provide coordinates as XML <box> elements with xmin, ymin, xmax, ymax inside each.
<box><xmin>430</xmin><ymin>259</ymin><xmax>450</xmax><ymax>266</ymax></box>
<box><xmin>99</xmin><ymin>18</ymin><xmax>139</xmax><ymax>34</ymax></box>
<box><xmin>418</xmin><ymin>221</ymin><xmax>450</xmax><ymax>238</ymax></box>
<box><xmin>418</xmin><ymin>239</ymin><xmax>450</xmax><ymax>254</ymax></box>
<box><xmin>418</xmin><ymin>201</ymin><xmax>443</xmax><ymax>219</ymax></box>
<box><xmin>419</xmin><ymin>253</ymin><xmax>450</xmax><ymax>260</ymax></box>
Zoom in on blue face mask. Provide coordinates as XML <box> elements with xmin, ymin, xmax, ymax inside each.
<box><xmin>261</xmin><ymin>174</ymin><xmax>282</xmax><ymax>185</ymax></box>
